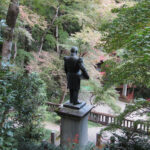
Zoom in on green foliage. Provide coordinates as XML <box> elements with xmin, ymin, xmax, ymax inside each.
<box><xmin>62</xmin><ymin>36</ymin><xmax>91</xmax><ymax>56</ymax></box>
<box><xmin>134</xmin><ymin>87</ymin><xmax>150</xmax><ymax>99</ymax></box>
<box><xmin>0</xmin><ymin>70</ymin><xmax>18</xmax><ymax>149</ymax></box>
<box><xmin>17</xmin><ymin>141</ymin><xmax>60</xmax><ymax>150</ymax></box>
<box><xmin>44</xmin><ymin>34</ymin><xmax>56</xmax><ymax>50</ymax></box>
<box><xmin>16</xmin><ymin>27</ymin><xmax>34</xmax><ymax>45</ymax></box>
<box><xmin>101</xmin><ymin>101</ymin><xmax>150</xmax><ymax>149</ymax></box>
<box><xmin>40</xmin><ymin>69</ymin><xmax>61</xmax><ymax>102</ymax></box>
<box><xmin>101</xmin><ymin>0</ymin><xmax>150</xmax><ymax>52</ymax></box>
<box><xmin>117</xmin><ymin>101</ymin><xmax>150</xmax><ymax>121</ymax></box>
<box><xmin>100</xmin><ymin>0</ymin><xmax>150</xmax><ymax>88</ymax></box>
<box><xmin>100</xmin><ymin>101</ymin><xmax>150</xmax><ymax>136</ymax></box>
<box><xmin>21</xmin><ymin>0</ymin><xmax>59</xmax><ymax>19</ymax></box>
<box><xmin>104</xmin><ymin>129</ymin><xmax>150</xmax><ymax>150</ymax></box>
<box><xmin>77</xmin><ymin>38</ymin><xmax>91</xmax><ymax>56</ymax></box>
<box><xmin>0</xmin><ymin>0</ymin><xmax>8</xmax><ymax>20</ymax></box>
<box><xmin>12</xmin><ymin>72</ymin><xmax>47</xmax><ymax>142</ymax></box>
<box><xmin>59</xmin><ymin>15</ymin><xmax>81</xmax><ymax>35</ymax></box>
<box><xmin>31</xmin><ymin>25</ymin><xmax>44</xmax><ymax>51</ymax></box>
<box><xmin>17</xmin><ymin>141</ymin><xmax>97</xmax><ymax>150</ymax></box>
<box><xmin>40</xmin><ymin>57</ymin><xmax>65</xmax><ymax>103</ymax></box>
<box><xmin>20</xmin><ymin>0</ymin><xmax>99</xmax><ymax>53</ymax></box>
<box><xmin>44</xmin><ymin>111</ymin><xmax>60</xmax><ymax>124</ymax></box>
<box><xmin>0</xmin><ymin>69</ymin><xmax>47</xmax><ymax>149</ymax></box>
<box><xmin>58</xmin><ymin>29</ymin><xmax>69</xmax><ymax>44</ymax></box>
<box><xmin>15</xmin><ymin>49</ymin><xmax>33</xmax><ymax>67</ymax></box>
<box><xmin>88</xmin><ymin>80</ymin><xmax>121</xmax><ymax>114</ymax></box>
<box><xmin>32</xmin><ymin>25</ymin><xmax>43</xmax><ymax>42</ymax></box>
<box><xmin>101</xmin><ymin>100</ymin><xmax>150</xmax><ymax>150</ymax></box>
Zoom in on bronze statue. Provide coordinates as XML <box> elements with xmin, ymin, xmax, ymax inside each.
<box><xmin>64</xmin><ymin>46</ymin><xmax>89</xmax><ymax>105</ymax></box>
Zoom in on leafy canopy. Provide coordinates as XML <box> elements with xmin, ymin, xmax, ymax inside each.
<box><xmin>100</xmin><ymin>0</ymin><xmax>150</xmax><ymax>87</ymax></box>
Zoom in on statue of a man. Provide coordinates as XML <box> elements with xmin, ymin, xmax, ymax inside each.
<box><xmin>64</xmin><ymin>46</ymin><xmax>89</xmax><ymax>105</ymax></box>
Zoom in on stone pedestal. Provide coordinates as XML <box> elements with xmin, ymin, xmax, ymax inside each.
<box><xmin>56</xmin><ymin>101</ymin><xmax>93</xmax><ymax>148</ymax></box>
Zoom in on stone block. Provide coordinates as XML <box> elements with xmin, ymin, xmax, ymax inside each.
<box><xmin>56</xmin><ymin>104</ymin><xmax>93</xmax><ymax>148</ymax></box>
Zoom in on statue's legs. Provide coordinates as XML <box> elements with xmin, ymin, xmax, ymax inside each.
<box><xmin>70</xmin><ymin>89</ymin><xmax>81</xmax><ymax>105</ymax></box>
<box><xmin>70</xmin><ymin>89</ymin><xmax>74</xmax><ymax>103</ymax></box>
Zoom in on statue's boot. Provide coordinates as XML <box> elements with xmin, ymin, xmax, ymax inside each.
<box><xmin>73</xmin><ymin>100</ymin><xmax>81</xmax><ymax>105</ymax></box>
<box><xmin>70</xmin><ymin>99</ymin><xmax>73</xmax><ymax>104</ymax></box>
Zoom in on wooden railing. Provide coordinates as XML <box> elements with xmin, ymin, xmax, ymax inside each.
<box><xmin>46</xmin><ymin>102</ymin><xmax>150</xmax><ymax>134</ymax></box>
<box><xmin>89</xmin><ymin>111</ymin><xmax>150</xmax><ymax>133</ymax></box>
<box><xmin>88</xmin><ymin>111</ymin><xmax>115</xmax><ymax>126</ymax></box>
<box><xmin>46</xmin><ymin>102</ymin><xmax>61</xmax><ymax>112</ymax></box>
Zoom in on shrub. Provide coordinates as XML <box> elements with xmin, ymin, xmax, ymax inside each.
<box><xmin>0</xmin><ymin>69</ymin><xmax>47</xmax><ymax>149</ymax></box>
<box><xmin>104</xmin><ymin>129</ymin><xmax>150</xmax><ymax>150</ymax></box>
<box><xmin>44</xmin><ymin>34</ymin><xmax>56</xmax><ymax>50</ymax></box>
<box><xmin>0</xmin><ymin>70</ymin><xmax>18</xmax><ymax>149</ymax></box>
<box><xmin>15</xmin><ymin>49</ymin><xmax>33</xmax><ymax>67</ymax></box>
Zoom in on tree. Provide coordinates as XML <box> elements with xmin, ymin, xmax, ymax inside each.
<box><xmin>99</xmin><ymin>1</ymin><xmax>150</xmax><ymax>148</ymax></box>
<box><xmin>1</xmin><ymin>0</ymin><xmax>19</xmax><ymax>68</ymax></box>
<box><xmin>100</xmin><ymin>0</ymin><xmax>150</xmax><ymax>88</ymax></box>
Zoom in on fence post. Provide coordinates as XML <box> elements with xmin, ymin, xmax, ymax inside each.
<box><xmin>51</xmin><ymin>131</ymin><xmax>56</xmax><ymax>145</ymax></box>
<box><xmin>105</xmin><ymin>116</ymin><xmax>109</xmax><ymax>125</ymax></box>
<box><xmin>96</xmin><ymin>133</ymin><xmax>101</xmax><ymax>148</ymax></box>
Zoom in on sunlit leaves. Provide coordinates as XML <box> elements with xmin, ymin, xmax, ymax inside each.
<box><xmin>101</xmin><ymin>0</ymin><xmax>150</xmax><ymax>52</ymax></box>
<box><xmin>100</xmin><ymin>0</ymin><xmax>150</xmax><ymax>87</ymax></box>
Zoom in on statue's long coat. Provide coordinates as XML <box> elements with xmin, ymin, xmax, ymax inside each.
<box><xmin>64</xmin><ymin>56</ymin><xmax>89</xmax><ymax>90</ymax></box>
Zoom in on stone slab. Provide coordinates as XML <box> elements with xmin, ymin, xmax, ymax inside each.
<box><xmin>63</xmin><ymin>100</ymin><xmax>86</xmax><ymax>110</ymax></box>
<box><xmin>57</xmin><ymin>104</ymin><xmax>94</xmax><ymax>148</ymax></box>
<box><xmin>60</xmin><ymin>112</ymin><xmax>89</xmax><ymax>147</ymax></box>
<box><xmin>56</xmin><ymin>104</ymin><xmax>93</xmax><ymax>119</ymax></box>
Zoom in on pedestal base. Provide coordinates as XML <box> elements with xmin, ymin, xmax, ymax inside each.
<box><xmin>63</xmin><ymin>100</ymin><xmax>86</xmax><ymax>109</ymax></box>
<box><xmin>56</xmin><ymin>104</ymin><xmax>93</xmax><ymax>148</ymax></box>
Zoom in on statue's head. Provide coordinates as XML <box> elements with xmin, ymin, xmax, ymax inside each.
<box><xmin>71</xmin><ymin>46</ymin><xmax>78</xmax><ymax>55</ymax></box>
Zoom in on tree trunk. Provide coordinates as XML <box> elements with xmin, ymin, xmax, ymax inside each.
<box><xmin>24</xmin><ymin>37</ymin><xmax>30</xmax><ymax>74</ymax></box>
<box><xmin>59</xmin><ymin>87</ymin><xmax>67</xmax><ymax>104</ymax></box>
<box><xmin>55</xmin><ymin>6</ymin><xmax>59</xmax><ymax>53</ymax></box>
<box><xmin>38</xmin><ymin>6</ymin><xmax>59</xmax><ymax>54</ymax></box>
<box><xmin>1</xmin><ymin>0</ymin><xmax>19</xmax><ymax>67</ymax></box>
<box><xmin>2</xmin><ymin>33</ymin><xmax>13</xmax><ymax>64</ymax></box>
<box><xmin>56</xmin><ymin>25</ymin><xmax>59</xmax><ymax>53</ymax></box>
<box><xmin>38</xmin><ymin>36</ymin><xmax>44</xmax><ymax>57</ymax></box>
<box><xmin>122</xmin><ymin>84</ymin><xmax>127</xmax><ymax>97</ymax></box>
<box><xmin>13</xmin><ymin>41</ymin><xmax>17</xmax><ymax>60</ymax></box>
